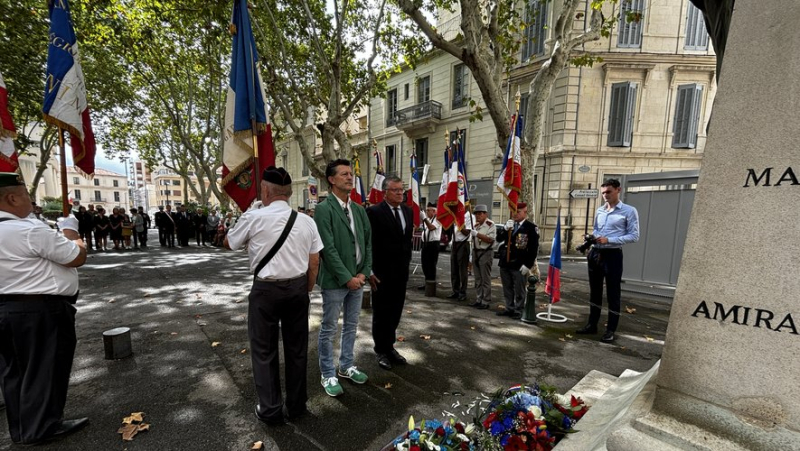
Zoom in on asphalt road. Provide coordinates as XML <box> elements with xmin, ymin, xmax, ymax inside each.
<box><xmin>0</xmin><ymin>231</ymin><xmax>671</xmax><ymax>450</ymax></box>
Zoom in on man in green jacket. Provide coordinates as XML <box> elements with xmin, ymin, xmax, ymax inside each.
<box><xmin>314</xmin><ymin>159</ymin><xmax>372</xmax><ymax>397</ymax></box>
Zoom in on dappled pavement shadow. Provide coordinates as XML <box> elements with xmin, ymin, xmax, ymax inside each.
<box><xmin>0</xmin><ymin>236</ymin><xmax>670</xmax><ymax>450</ymax></box>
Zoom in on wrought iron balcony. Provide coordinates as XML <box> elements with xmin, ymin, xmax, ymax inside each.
<box><xmin>391</xmin><ymin>100</ymin><xmax>443</xmax><ymax>133</ymax></box>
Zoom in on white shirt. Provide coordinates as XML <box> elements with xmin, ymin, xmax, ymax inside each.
<box><xmin>0</xmin><ymin>211</ymin><xmax>80</xmax><ymax>296</ymax></box>
<box><xmin>454</xmin><ymin>212</ymin><xmax>476</xmax><ymax>242</ymax></box>
<box><xmin>333</xmin><ymin>194</ymin><xmax>361</xmax><ymax>265</ymax></box>
<box><xmin>227</xmin><ymin>201</ymin><xmax>323</xmax><ymax>279</ymax></box>
<box><xmin>422</xmin><ymin>216</ymin><xmax>442</xmax><ymax>243</ymax></box>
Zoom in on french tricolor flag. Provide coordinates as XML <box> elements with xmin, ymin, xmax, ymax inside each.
<box><xmin>42</xmin><ymin>0</ymin><xmax>95</xmax><ymax>176</ymax></box>
<box><xmin>368</xmin><ymin>150</ymin><xmax>385</xmax><ymax>205</ymax></box>
<box><xmin>350</xmin><ymin>155</ymin><xmax>366</xmax><ymax>205</ymax></box>
<box><xmin>496</xmin><ymin>113</ymin><xmax>523</xmax><ymax>213</ymax></box>
<box><xmin>0</xmin><ymin>72</ymin><xmax>18</xmax><ymax>173</ymax></box>
<box><xmin>406</xmin><ymin>152</ymin><xmax>420</xmax><ymax>227</ymax></box>
<box><xmin>545</xmin><ymin>211</ymin><xmax>562</xmax><ymax>304</ymax></box>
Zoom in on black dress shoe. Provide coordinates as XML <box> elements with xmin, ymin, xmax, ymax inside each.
<box><xmin>447</xmin><ymin>292</ymin><xmax>459</xmax><ymax>299</ymax></box>
<box><xmin>496</xmin><ymin>310</ymin><xmax>512</xmax><ymax>316</ymax></box>
<box><xmin>377</xmin><ymin>354</ymin><xmax>392</xmax><ymax>370</ymax></box>
<box><xmin>388</xmin><ymin>349</ymin><xmax>407</xmax><ymax>364</ymax></box>
<box><xmin>476</xmin><ymin>303</ymin><xmax>489</xmax><ymax>310</ymax></box>
<box><xmin>20</xmin><ymin>418</ymin><xmax>90</xmax><ymax>444</ymax></box>
<box><xmin>255</xmin><ymin>405</ymin><xmax>285</xmax><ymax>426</ymax></box>
<box><xmin>510</xmin><ymin>312</ymin><xmax>522</xmax><ymax>320</ymax></box>
<box><xmin>469</xmin><ymin>301</ymin><xmax>482</xmax><ymax>307</ymax></box>
<box><xmin>457</xmin><ymin>296</ymin><xmax>467</xmax><ymax>302</ymax></box>
<box><xmin>286</xmin><ymin>406</ymin><xmax>309</xmax><ymax>420</ymax></box>
<box><xmin>575</xmin><ymin>325</ymin><xmax>598</xmax><ymax>335</ymax></box>
<box><xmin>601</xmin><ymin>331</ymin><xmax>616</xmax><ymax>343</ymax></box>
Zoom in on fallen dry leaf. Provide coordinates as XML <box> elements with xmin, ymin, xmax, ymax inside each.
<box><xmin>118</xmin><ymin>424</ymin><xmax>138</xmax><ymax>441</ymax></box>
<box><xmin>645</xmin><ymin>336</ymin><xmax>654</xmax><ymax>342</ymax></box>
<box><xmin>240</xmin><ymin>349</ymin><xmax>248</xmax><ymax>354</ymax></box>
<box><xmin>419</xmin><ymin>335</ymin><xmax>431</xmax><ymax>340</ymax></box>
<box><xmin>384</xmin><ymin>383</ymin><xmax>393</xmax><ymax>389</ymax></box>
<box><xmin>251</xmin><ymin>441</ymin><xmax>265</xmax><ymax>450</ymax></box>
<box><xmin>625</xmin><ymin>306</ymin><xmax>636</xmax><ymax>314</ymax></box>
<box><xmin>137</xmin><ymin>423</ymin><xmax>150</xmax><ymax>432</ymax></box>
<box><xmin>470</xmin><ymin>326</ymin><xmax>476</xmax><ymax>330</ymax></box>
<box><xmin>211</xmin><ymin>342</ymin><xmax>221</xmax><ymax>347</ymax></box>
<box><xmin>122</xmin><ymin>412</ymin><xmax>144</xmax><ymax>424</ymax></box>
<box><xmin>558</xmin><ymin>338</ymin><xmax>566</xmax><ymax>342</ymax></box>
<box><xmin>397</xmin><ymin>336</ymin><xmax>405</xmax><ymax>342</ymax></box>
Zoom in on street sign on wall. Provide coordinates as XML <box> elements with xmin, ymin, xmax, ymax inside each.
<box><xmin>569</xmin><ymin>189</ymin><xmax>599</xmax><ymax>199</ymax></box>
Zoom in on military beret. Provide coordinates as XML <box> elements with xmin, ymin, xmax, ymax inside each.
<box><xmin>516</xmin><ymin>202</ymin><xmax>527</xmax><ymax>210</ymax></box>
<box><xmin>262</xmin><ymin>166</ymin><xmax>292</xmax><ymax>186</ymax></box>
<box><xmin>0</xmin><ymin>172</ymin><xmax>24</xmax><ymax>188</ymax></box>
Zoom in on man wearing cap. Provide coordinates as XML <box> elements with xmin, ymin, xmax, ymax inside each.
<box><xmin>496</xmin><ymin>202</ymin><xmax>539</xmax><ymax>320</ymax></box>
<box><xmin>314</xmin><ymin>159</ymin><xmax>372</xmax><ymax>397</ymax></box>
<box><xmin>0</xmin><ymin>173</ymin><xmax>89</xmax><ymax>445</ymax></box>
<box><xmin>576</xmin><ymin>178</ymin><xmax>639</xmax><ymax>343</ymax></box>
<box><xmin>225</xmin><ymin>166</ymin><xmax>322</xmax><ymax>425</ymax></box>
<box><xmin>470</xmin><ymin>205</ymin><xmax>496</xmax><ymax>309</ymax></box>
<box><xmin>417</xmin><ymin>202</ymin><xmax>441</xmax><ymax>291</ymax></box>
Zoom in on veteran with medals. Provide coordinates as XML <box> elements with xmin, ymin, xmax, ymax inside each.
<box><xmin>496</xmin><ymin>202</ymin><xmax>540</xmax><ymax>320</ymax></box>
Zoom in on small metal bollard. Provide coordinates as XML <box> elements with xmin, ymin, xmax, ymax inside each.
<box><xmin>103</xmin><ymin>327</ymin><xmax>133</xmax><ymax>360</ymax></box>
<box><xmin>520</xmin><ymin>275</ymin><xmax>539</xmax><ymax>325</ymax></box>
<box><xmin>424</xmin><ymin>280</ymin><xmax>437</xmax><ymax>297</ymax></box>
<box><xmin>362</xmin><ymin>288</ymin><xmax>371</xmax><ymax>309</ymax></box>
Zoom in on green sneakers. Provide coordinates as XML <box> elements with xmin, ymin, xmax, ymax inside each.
<box><xmin>321</xmin><ymin>376</ymin><xmax>343</xmax><ymax>397</ymax></box>
<box><xmin>337</xmin><ymin>366</ymin><xmax>368</xmax><ymax>384</ymax></box>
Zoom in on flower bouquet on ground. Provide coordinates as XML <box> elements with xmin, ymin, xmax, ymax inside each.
<box><xmin>382</xmin><ymin>416</ymin><xmax>477</xmax><ymax>451</ymax></box>
<box><xmin>472</xmin><ymin>384</ymin><xmax>589</xmax><ymax>451</ymax></box>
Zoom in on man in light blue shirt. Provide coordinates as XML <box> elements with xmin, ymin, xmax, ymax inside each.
<box><xmin>576</xmin><ymin>179</ymin><xmax>639</xmax><ymax>343</ymax></box>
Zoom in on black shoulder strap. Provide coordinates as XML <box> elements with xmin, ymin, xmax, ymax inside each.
<box><xmin>0</xmin><ymin>218</ymin><xmax>14</xmax><ymax>223</ymax></box>
<box><xmin>254</xmin><ymin>210</ymin><xmax>298</xmax><ymax>279</ymax></box>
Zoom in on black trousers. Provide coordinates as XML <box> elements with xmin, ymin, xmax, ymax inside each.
<box><xmin>587</xmin><ymin>248</ymin><xmax>623</xmax><ymax>332</ymax></box>
<box><xmin>0</xmin><ymin>299</ymin><xmax>77</xmax><ymax>444</ymax></box>
<box><xmin>164</xmin><ymin>228</ymin><xmax>175</xmax><ymax>247</ymax></box>
<box><xmin>158</xmin><ymin>227</ymin><xmax>166</xmax><ymax>246</ymax></box>
<box><xmin>248</xmin><ymin>277</ymin><xmax>309</xmax><ymax>420</ymax></box>
<box><xmin>420</xmin><ymin>241</ymin><xmax>439</xmax><ymax>281</ymax></box>
<box><xmin>450</xmin><ymin>241</ymin><xmax>469</xmax><ymax>297</ymax></box>
<box><xmin>372</xmin><ymin>274</ymin><xmax>408</xmax><ymax>355</ymax></box>
<box><xmin>195</xmin><ymin>228</ymin><xmax>206</xmax><ymax>245</ymax></box>
<box><xmin>79</xmin><ymin>230</ymin><xmax>92</xmax><ymax>249</ymax></box>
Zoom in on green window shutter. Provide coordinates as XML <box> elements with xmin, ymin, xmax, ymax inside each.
<box><xmin>672</xmin><ymin>84</ymin><xmax>703</xmax><ymax>148</ymax></box>
<box><xmin>608</xmin><ymin>82</ymin><xmax>637</xmax><ymax>147</ymax></box>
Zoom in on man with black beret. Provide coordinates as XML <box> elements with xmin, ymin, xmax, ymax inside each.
<box><xmin>225</xmin><ymin>166</ymin><xmax>323</xmax><ymax>425</ymax></box>
<box><xmin>0</xmin><ymin>172</ymin><xmax>89</xmax><ymax>445</ymax></box>
<box><xmin>496</xmin><ymin>202</ymin><xmax>539</xmax><ymax>320</ymax></box>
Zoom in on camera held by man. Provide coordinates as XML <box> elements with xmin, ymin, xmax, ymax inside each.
<box><xmin>576</xmin><ymin>234</ymin><xmax>597</xmax><ymax>254</ymax></box>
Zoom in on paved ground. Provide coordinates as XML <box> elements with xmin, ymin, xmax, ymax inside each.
<box><xmin>0</xmin><ymin>231</ymin><xmax>671</xmax><ymax>450</ymax></box>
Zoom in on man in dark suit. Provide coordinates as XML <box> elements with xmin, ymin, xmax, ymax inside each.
<box><xmin>163</xmin><ymin>204</ymin><xmax>177</xmax><ymax>247</ymax></box>
<box><xmin>175</xmin><ymin>206</ymin><xmax>191</xmax><ymax>247</ymax></box>
<box><xmin>367</xmin><ymin>176</ymin><xmax>413</xmax><ymax>370</ymax></box>
<box><xmin>496</xmin><ymin>202</ymin><xmax>539</xmax><ymax>320</ymax></box>
<box><xmin>154</xmin><ymin>205</ymin><xmax>167</xmax><ymax>246</ymax></box>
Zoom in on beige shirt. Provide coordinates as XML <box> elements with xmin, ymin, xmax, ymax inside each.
<box><xmin>0</xmin><ymin>211</ymin><xmax>80</xmax><ymax>296</ymax></box>
<box><xmin>474</xmin><ymin>218</ymin><xmax>497</xmax><ymax>250</ymax></box>
<box><xmin>227</xmin><ymin>201</ymin><xmax>323</xmax><ymax>279</ymax></box>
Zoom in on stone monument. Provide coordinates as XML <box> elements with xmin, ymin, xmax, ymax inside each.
<box><xmin>561</xmin><ymin>2</ymin><xmax>800</xmax><ymax>449</ymax></box>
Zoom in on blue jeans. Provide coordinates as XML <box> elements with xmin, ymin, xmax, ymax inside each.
<box><xmin>318</xmin><ymin>287</ymin><xmax>363</xmax><ymax>378</ymax></box>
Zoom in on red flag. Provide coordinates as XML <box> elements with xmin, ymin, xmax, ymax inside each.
<box><xmin>368</xmin><ymin>150</ymin><xmax>385</xmax><ymax>205</ymax></box>
<box><xmin>0</xmin><ymin>72</ymin><xmax>19</xmax><ymax>173</ymax></box>
<box><xmin>437</xmin><ymin>131</ymin><xmax>466</xmax><ymax>230</ymax></box>
<box><xmin>406</xmin><ymin>152</ymin><xmax>421</xmax><ymax>227</ymax></box>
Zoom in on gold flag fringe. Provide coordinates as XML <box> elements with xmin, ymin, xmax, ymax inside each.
<box><xmin>220</xmin><ymin>156</ymin><xmax>254</xmax><ymax>188</ymax></box>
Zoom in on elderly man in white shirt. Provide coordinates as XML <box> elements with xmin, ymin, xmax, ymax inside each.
<box><xmin>225</xmin><ymin>166</ymin><xmax>323</xmax><ymax>425</ymax></box>
<box><xmin>417</xmin><ymin>202</ymin><xmax>442</xmax><ymax>291</ymax></box>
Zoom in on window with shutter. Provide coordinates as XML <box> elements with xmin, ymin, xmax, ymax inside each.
<box><xmin>607</xmin><ymin>82</ymin><xmax>638</xmax><ymax>147</ymax></box>
<box><xmin>618</xmin><ymin>0</ymin><xmax>645</xmax><ymax>48</ymax></box>
<box><xmin>684</xmin><ymin>3</ymin><xmax>709</xmax><ymax>50</ymax></box>
<box><xmin>386</xmin><ymin>89</ymin><xmax>398</xmax><ymax>126</ymax></box>
<box><xmin>519</xmin><ymin>93</ymin><xmax>530</xmax><ymax>121</ymax></box>
<box><xmin>417</xmin><ymin>76</ymin><xmax>431</xmax><ymax>103</ymax></box>
<box><xmin>386</xmin><ymin>145</ymin><xmax>397</xmax><ymax>176</ymax></box>
<box><xmin>522</xmin><ymin>1</ymin><xmax>548</xmax><ymax>60</ymax></box>
<box><xmin>672</xmin><ymin>84</ymin><xmax>703</xmax><ymax>148</ymax></box>
<box><xmin>452</xmin><ymin>64</ymin><xmax>469</xmax><ymax>109</ymax></box>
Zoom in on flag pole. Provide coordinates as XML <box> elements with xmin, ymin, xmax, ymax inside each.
<box><xmin>507</xmin><ymin>91</ymin><xmax>522</xmax><ymax>262</ymax></box>
<box><xmin>57</xmin><ymin>127</ymin><xmax>69</xmax><ymax>217</ymax></box>
<box><xmin>251</xmin><ymin>119</ymin><xmax>261</xmax><ymax>201</ymax></box>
